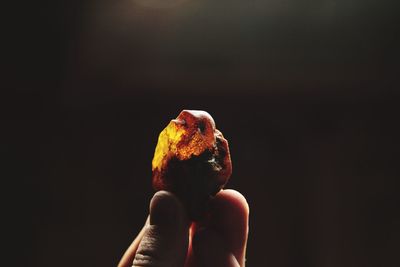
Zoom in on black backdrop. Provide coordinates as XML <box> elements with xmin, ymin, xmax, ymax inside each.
<box><xmin>5</xmin><ymin>0</ymin><xmax>400</xmax><ymax>266</ymax></box>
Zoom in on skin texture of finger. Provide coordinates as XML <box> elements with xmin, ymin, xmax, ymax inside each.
<box><xmin>132</xmin><ymin>191</ymin><xmax>190</xmax><ymax>267</ymax></box>
<box><xmin>208</xmin><ymin>190</ymin><xmax>249</xmax><ymax>266</ymax></box>
<box><xmin>191</xmin><ymin>229</ymin><xmax>240</xmax><ymax>267</ymax></box>
<box><xmin>118</xmin><ymin>217</ymin><xmax>149</xmax><ymax>267</ymax></box>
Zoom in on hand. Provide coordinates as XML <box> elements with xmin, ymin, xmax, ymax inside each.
<box><xmin>118</xmin><ymin>189</ymin><xmax>249</xmax><ymax>267</ymax></box>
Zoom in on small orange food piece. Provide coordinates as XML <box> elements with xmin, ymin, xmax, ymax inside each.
<box><xmin>152</xmin><ymin>110</ymin><xmax>232</xmax><ymax>220</ymax></box>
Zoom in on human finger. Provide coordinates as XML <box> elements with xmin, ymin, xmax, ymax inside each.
<box><xmin>191</xmin><ymin>228</ymin><xmax>240</xmax><ymax>267</ymax></box>
<box><xmin>208</xmin><ymin>189</ymin><xmax>249</xmax><ymax>266</ymax></box>
<box><xmin>118</xmin><ymin>217</ymin><xmax>149</xmax><ymax>267</ymax></box>
<box><xmin>132</xmin><ymin>191</ymin><xmax>190</xmax><ymax>267</ymax></box>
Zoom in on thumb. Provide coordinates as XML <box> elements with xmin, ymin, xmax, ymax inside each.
<box><xmin>133</xmin><ymin>191</ymin><xmax>189</xmax><ymax>267</ymax></box>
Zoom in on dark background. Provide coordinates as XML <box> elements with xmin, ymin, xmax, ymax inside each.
<box><xmin>5</xmin><ymin>0</ymin><xmax>400</xmax><ymax>266</ymax></box>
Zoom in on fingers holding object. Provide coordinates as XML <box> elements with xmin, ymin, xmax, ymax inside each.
<box><xmin>119</xmin><ymin>189</ymin><xmax>249</xmax><ymax>267</ymax></box>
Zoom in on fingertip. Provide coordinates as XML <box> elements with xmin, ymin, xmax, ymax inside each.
<box><xmin>150</xmin><ymin>190</ymin><xmax>187</xmax><ymax>227</ymax></box>
<box><xmin>209</xmin><ymin>189</ymin><xmax>250</xmax><ymax>266</ymax></box>
<box><xmin>133</xmin><ymin>191</ymin><xmax>189</xmax><ymax>267</ymax></box>
<box><xmin>215</xmin><ymin>189</ymin><xmax>250</xmax><ymax>219</ymax></box>
<box><xmin>150</xmin><ymin>190</ymin><xmax>181</xmax><ymax>211</ymax></box>
<box><xmin>212</xmin><ymin>189</ymin><xmax>250</xmax><ymax>235</ymax></box>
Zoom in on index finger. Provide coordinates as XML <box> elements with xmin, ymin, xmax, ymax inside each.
<box><xmin>209</xmin><ymin>189</ymin><xmax>250</xmax><ymax>266</ymax></box>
